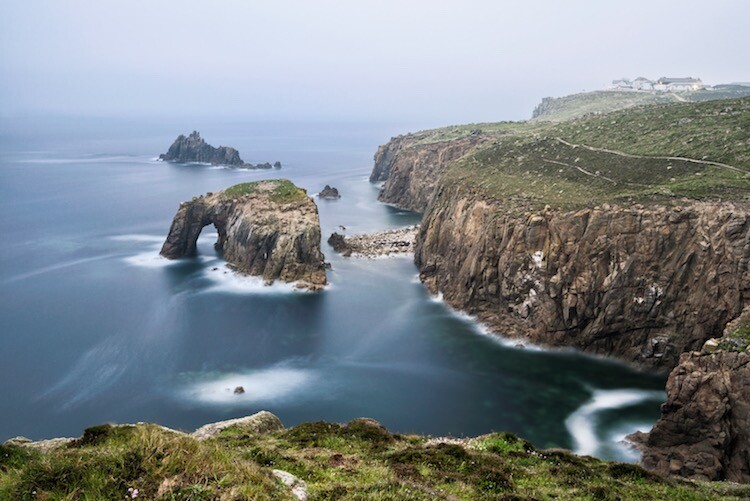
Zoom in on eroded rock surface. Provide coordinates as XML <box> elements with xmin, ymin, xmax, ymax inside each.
<box><xmin>192</xmin><ymin>411</ymin><xmax>284</xmax><ymax>440</ymax></box>
<box><xmin>415</xmin><ymin>188</ymin><xmax>750</xmax><ymax>371</ymax></box>
<box><xmin>636</xmin><ymin>349</ymin><xmax>750</xmax><ymax>482</ymax></box>
<box><xmin>160</xmin><ymin>180</ymin><xmax>327</xmax><ymax>290</ymax></box>
<box><xmin>372</xmin><ymin>134</ymin><xmax>489</xmax><ymax>212</ymax></box>
<box><xmin>318</xmin><ymin>185</ymin><xmax>341</xmax><ymax>199</ymax></box>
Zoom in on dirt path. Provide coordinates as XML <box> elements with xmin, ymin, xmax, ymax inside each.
<box><xmin>554</xmin><ymin>137</ymin><xmax>747</xmax><ymax>174</ymax></box>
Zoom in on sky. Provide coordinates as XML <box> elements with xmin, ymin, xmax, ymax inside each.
<box><xmin>1</xmin><ymin>0</ymin><xmax>748</xmax><ymax>124</ymax></box>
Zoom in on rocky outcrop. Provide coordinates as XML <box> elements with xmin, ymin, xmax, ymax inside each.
<box><xmin>630</xmin><ymin>310</ymin><xmax>750</xmax><ymax>482</ymax></box>
<box><xmin>372</xmin><ymin>134</ymin><xmax>489</xmax><ymax>213</ymax></box>
<box><xmin>328</xmin><ymin>226</ymin><xmax>418</xmax><ymax>258</ymax></box>
<box><xmin>192</xmin><ymin>411</ymin><xmax>284</xmax><ymax>440</ymax></box>
<box><xmin>160</xmin><ymin>180</ymin><xmax>327</xmax><ymax>290</ymax></box>
<box><xmin>634</xmin><ymin>348</ymin><xmax>750</xmax><ymax>482</ymax></box>
<box><xmin>415</xmin><ymin>186</ymin><xmax>750</xmax><ymax>371</ymax></box>
<box><xmin>159</xmin><ymin>131</ymin><xmax>278</xmax><ymax>169</ymax></box>
<box><xmin>318</xmin><ymin>185</ymin><xmax>340</xmax><ymax>199</ymax></box>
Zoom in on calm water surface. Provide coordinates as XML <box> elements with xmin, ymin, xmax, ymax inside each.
<box><xmin>0</xmin><ymin>119</ymin><xmax>665</xmax><ymax>461</ymax></box>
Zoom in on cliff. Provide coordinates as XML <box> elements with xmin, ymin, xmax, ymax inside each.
<box><xmin>373</xmin><ymin>98</ymin><xmax>750</xmax><ymax>371</ymax></box>
<box><xmin>160</xmin><ymin>180</ymin><xmax>326</xmax><ymax>290</ymax></box>
<box><xmin>372</xmin><ymin>130</ymin><xmax>498</xmax><ymax>212</ymax></box>
<box><xmin>159</xmin><ymin>131</ymin><xmax>278</xmax><ymax>169</ymax></box>
<box><xmin>631</xmin><ymin>312</ymin><xmax>750</xmax><ymax>482</ymax></box>
<box><xmin>3</xmin><ymin>413</ymin><xmax>748</xmax><ymax>499</ymax></box>
<box><xmin>416</xmin><ymin>189</ymin><xmax>750</xmax><ymax>370</ymax></box>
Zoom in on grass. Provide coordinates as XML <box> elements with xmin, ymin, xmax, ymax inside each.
<box><xmin>220</xmin><ymin>179</ymin><xmax>308</xmax><ymax>204</ymax></box>
<box><xmin>437</xmin><ymin>97</ymin><xmax>750</xmax><ymax>211</ymax></box>
<box><xmin>3</xmin><ymin>419</ymin><xmax>750</xmax><ymax>500</ymax></box>
<box><xmin>531</xmin><ymin>91</ymin><xmax>680</xmax><ymax>122</ymax></box>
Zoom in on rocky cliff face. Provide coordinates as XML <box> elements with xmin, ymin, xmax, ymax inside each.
<box><xmin>159</xmin><ymin>131</ymin><xmax>276</xmax><ymax>169</ymax></box>
<box><xmin>636</xmin><ymin>349</ymin><xmax>750</xmax><ymax>482</ymax></box>
<box><xmin>160</xmin><ymin>180</ymin><xmax>327</xmax><ymax>290</ymax></box>
<box><xmin>372</xmin><ymin>134</ymin><xmax>488</xmax><ymax>213</ymax></box>
<box><xmin>414</xmin><ymin>186</ymin><xmax>750</xmax><ymax>371</ymax></box>
<box><xmin>631</xmin><ymin>311</ymin><xmax>750</xmax><ymax>482</ymax></box>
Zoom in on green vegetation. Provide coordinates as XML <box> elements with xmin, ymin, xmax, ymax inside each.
<box><xmin>531</xmin><ymin>91</ymin><xmax>679</xmax><ymax>122</ymax></box>
<box><xmin>3</xmin><ymin>419</ymin><xmax>750</xmax><ymax>500</ymax></box>
<box><xmin>439</xmin><ymin>98</ymin><xmax>750</xmax><ymax>211</ymax></box>
<box><xmin>220</xmin><ymin>179</ymin><xmax>307</xmax><ymax>204</ymax></box>
<box><xmin>531</xmin><ymin>88</ymin><xmax>750</xmax><ymax>122</ymax></box>
<box><xmin>720</xmin><ymin>316</ymin><xmax>750</xmax><ymax>352</ymax></box>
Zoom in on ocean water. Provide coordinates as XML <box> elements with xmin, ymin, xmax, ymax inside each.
<box><xmin>0</xmin><ymin>118</ymin><xmax>665</xmax><ymax>461</ymax></box>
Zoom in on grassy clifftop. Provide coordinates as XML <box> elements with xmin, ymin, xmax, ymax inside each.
<box><xmin>531</xmin><ymin>88</ymin><xmax>750</xmax><ymax>122</ymax></box>
<box><xmin>441</xmin><ymin>97</ymin><xmax>750</xmax><ymax>211</ymax></box>
<box><xmin>2</xmin><ymin>417</ymin><xmax>749</xmax><ymax>500</ymax></box>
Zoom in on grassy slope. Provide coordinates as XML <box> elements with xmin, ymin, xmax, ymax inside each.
<box><xmin>439</xmin><ymin>98</ymin><xmax>750</xmax><ymax>211</ymax></box>
<box><xmin>220</xmin><ymin>179</ymin><xmax>308</xmax><ymax>204</ymax></box>
<box><xmin>531</xmin><ymin>88</ymin><xmax>750</xmax><ymax>122</ymax></box>
<box><xmin>2</xmin><ymin>420</ymin><xmax>749</xmax><ymax>500</ymax></box>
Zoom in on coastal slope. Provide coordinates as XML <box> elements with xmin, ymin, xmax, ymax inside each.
<box><xmin>375</xmin><ymin>97</ymin><xmax>750</xmax><ymax>371</ymax></box>
<box><xmin>160</xmin><ymin>180</ymin><xmax>327</xmax><ymax>290</ymax></box>
<box><xmin>3</xmin><ymin>413</ymin><xmax>748</xmax><ymax>499</ymax></box>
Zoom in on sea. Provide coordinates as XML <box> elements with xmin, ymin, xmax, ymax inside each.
<box><xmin>0</xmin><ymin>117</ymin><xmax>666</xmax><ymax>461</ymax></box>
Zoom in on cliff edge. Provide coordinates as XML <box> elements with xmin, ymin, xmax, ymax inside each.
<box><xmin>160</xmin><ymin>179</ymin><xmax>327</xmax><ymax>290</ymax></box>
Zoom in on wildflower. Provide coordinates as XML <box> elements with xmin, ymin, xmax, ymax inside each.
<box><xmin>127</xmin><ymin>487</ymin><xmax>139</xmax><ymax>498</ymax></box>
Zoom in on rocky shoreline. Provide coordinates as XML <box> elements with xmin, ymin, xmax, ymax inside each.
<box><xmin>327</xmin><ymin>225</ymin><xmax>418</xmax><ymax>258</ymax></box>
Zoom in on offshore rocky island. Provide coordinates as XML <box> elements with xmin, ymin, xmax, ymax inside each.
<box><xmin>2</xmin><ymin>92</ymin><xmax>750</xmax><ymax>499</ymax></box>
<box><xmin>160</xmin><ymin>131</ymin><xmax>282</xmax><ymax>169</ymax></box>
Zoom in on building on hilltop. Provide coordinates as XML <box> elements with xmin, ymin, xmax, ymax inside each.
<box><xmin>610</xmin><ymin>78</ymin><xmax>633</xmax><ymax>90</ymax></box>
<box><xmin>633</xmin><ymin>77</ymin><xmax>654</xmax><ymax>91</ymax></box>
<box><xmin>607</xmin><ymin>76</ymin><xmax>703</xmax><ymax>92</ymax></box>
<box><xmin>655</xmin><ymin>77</ymin><xmax>704</xmax><ymax>92</ymax></box>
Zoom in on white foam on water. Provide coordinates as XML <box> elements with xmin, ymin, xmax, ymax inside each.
<box><xmin>2</xmin><ymin>254</ymin><xmax>117</xmax><ymax>284</ymax></box>
<box><xmin>201</xmin><ymin>263</ymin><xmax>321</xmax><ymax>295</ymax></box>
<box><xmin>428</xmin><ymin>292</ymin><xmax>542</xmax><ymax>350</ymax></box>
<box><xmin>123</xmin><ymin>250</ymin><xmax>178</xmax><ymax>268</ymax></box>
<box><xmin>565</xmin><ymin>389</ymin><xmax>665</xmax><ymax>458</ymax></box>
<box><xmin>179</xmin><ymin>365</ymin><xmax>317</xmax><ymax>406</ymax></box>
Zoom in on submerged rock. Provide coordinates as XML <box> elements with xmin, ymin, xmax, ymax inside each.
<box><xmin>159</xmin><ymin>131</ymin><xmax>280</xmax><ymax>169</ymax></box>
<box><xmin>160</xmin><ymin>180</ymin><xmax>327</xmax><ymax>290</ymax></box>
<box><xmin>318</xmin><ymin>185</ymin><xmax>341</xmax><ymax>199</ymax></box>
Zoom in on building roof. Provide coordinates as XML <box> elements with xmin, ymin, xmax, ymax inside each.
<box><xmin>657</xmin><ymin>77</ymin><xmax>702</xmax><ymax>84</ymax></box>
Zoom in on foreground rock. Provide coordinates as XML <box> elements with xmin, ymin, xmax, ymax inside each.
<box><xmin>632</xmin><ymin>312</ymin><xmax>750</xmax><ymax>482</ymax></box>
<box><xmin>328</xmin><ymin>226</ymin><xmax>418</xmax><ymax>258</ymax></box>
<box><xmin>160</xmin><ymin>179</ymin><xmax>327</xmax><ymax>290</ymax></box>
<box><xmin>318</xmin><ymin>185</ymin><xmax>341</xmax><ymax>199</ymax></box>
<box><xmin>192</xmin><ymin>411</ymin><xmax>284</xmax><ymax>440</ymax></box>
<box><xmin>159</xmin><ymin>130</ymin><xmax>279</xmax><ymax>169</ymax></box>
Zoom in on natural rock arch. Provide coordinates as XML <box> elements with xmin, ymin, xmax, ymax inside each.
<box><xmin>160</xmin><ymin>181</ymin><xmax>327</xmax><ymax>290</ymax></box>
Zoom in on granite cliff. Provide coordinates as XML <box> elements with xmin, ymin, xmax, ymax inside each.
<box><xmin>631</xmin><ymin>312</ymin><xmax>750</xmax><ymax>482</ymax></box>
<box><xmin>159</xmin><ymin>131</ymin><xmax>279</xmax><ymax>169</ymax></box>
<box><xmin>371</xmin><ymin>97</ymin><xmax>750</xmax><ymax>482</ymax></box>
<box><xmin>160</xmin><ymin>179</ymin><xmax>326</xmax><ymax>290</ymax></box>
<box><xmin>373</xmin><ymin>98</ymin><xmax>750</xmax><ymax>371</ymax></box>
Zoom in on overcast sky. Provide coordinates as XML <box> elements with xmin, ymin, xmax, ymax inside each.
<box><xmin>1</xmin><ymin>1</ymin><xmax>748</xmax><ymax>123</ymax></box>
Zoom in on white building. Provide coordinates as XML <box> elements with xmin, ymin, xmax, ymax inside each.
<box><xmin>655</xmin><ymin>77</ymin><xmax>704</xmax><ymax>92</ymax></box>
<box><xmin>632</xmin><ymin>77</ymin><xmax>654</xmax><ymax>91</ymax></box>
